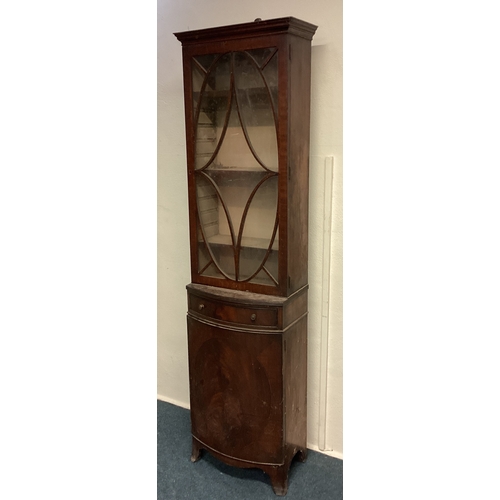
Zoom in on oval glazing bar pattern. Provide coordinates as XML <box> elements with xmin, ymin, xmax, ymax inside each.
<box><xmin>193</xmin><ymin>48</ymin><xmax>280</xmax><ymax>287</ymax></box>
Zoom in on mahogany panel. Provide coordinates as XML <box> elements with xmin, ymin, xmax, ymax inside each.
<box><xmin>283</xmin><ymin>317</ymin><xmax>308</xmax><ymax>459</ymax></box>
<box><xmin>187</xmin><ymin>316</ymin><xmax>284</xmax><ymax>464</ymax></box>
<box><xmin>287</xmin><ymin>35</ymin><xmax>313</xmax><ymax>294</ymax></box>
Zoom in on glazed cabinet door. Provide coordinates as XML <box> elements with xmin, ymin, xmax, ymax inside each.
<box><xmin>187</xmin><ymin>316</ymin><xmax>284</xmax><ymax>465</ymax></box>
<box><xmin>188</xmin><ymin>46</ymin><xmax>282</xmax><ymax>294</ymax></box>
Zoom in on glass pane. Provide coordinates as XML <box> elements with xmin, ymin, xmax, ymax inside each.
<box><xmin>245</xmin><ymin>47</ymin><xmax>277</xmax><ymax>69</ymax></box>
<box><xmin>238</xmin><ymin>175</ymin><xmax>279</xmax><ymax>281</ymax></box>
<box><xmin>197</xmin><ymin>239</ymin><xmax>225</xmax><ymax>279</ymax></box>
<box><xmin>263</xmin><ymin>248</ymin><xmax>279</xmax><ymax>283</ymax></box>
<box><xmin>206</xmin><ymin>169</ymin><xmax>269</xmax><ymax>236</ymax></box>
<box><xmin>194</xmin><ymin>54</ymin><xmax>219</xmax><ymax>73</ymax></box>
<box><xmin>192</xmin><ymin>49</ymin><xmax>280</xmax><ymax>287</ymax></box>
<box><xmin>195</xmin><ymin>174</ymin><xmax>235</xmax><ymax>280</ymax></box>
<box><xmin>209</xmin><ymin>102</ymin><xmax>263</xmax><ymax>171</ymax></box>
<box><xmin>192</xmin><ymin>64</ymin><xmax>204</xmax><ymax>112</ymax></box>
<box><xmin>248</xmin><ymin>265</ymin><xmax>278</xmax><ymax>286</ymax></box>
<box><xmin>261</xmin><ymin>50</ymin><xmax>278</xmax><ymax>114</ymax></box>
<box><xmin>234</xmin><ymin>51</ymin><xmax>278</xmax><ymax>172</ymax></box>
<box><xmin>200</xmin><ymin>262</ymin><xmax>224</xmax><ymax>279</ymax></box>
<box><xmin>194</xmin><ymin>53</ymin><xmax>231</xmax><ymax>170</ymax></box>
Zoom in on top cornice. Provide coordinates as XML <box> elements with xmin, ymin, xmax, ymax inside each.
<box><xmin>174</xmin><ymin>17</ymin><xmax>318</xmax><ymax>45</ymax></box>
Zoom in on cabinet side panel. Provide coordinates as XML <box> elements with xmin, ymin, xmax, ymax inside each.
<box><xmin>187</xmin><ymin>316</ymin><xmax>284</xmax><ymax>464</ymax></box>
<box><xmin>283</xmin><ymin>287</ymin><xmax>308</xmax><ymax>328</ymax></box>
<box><xmin>287</xmin><ymin>36</ymin><xmax>312</xmax><ymax>293</ymax></box>
<box><xmin>283</xmin><ymin>315</ymin><xmax>307</xmax><ymax>454</ymax></box>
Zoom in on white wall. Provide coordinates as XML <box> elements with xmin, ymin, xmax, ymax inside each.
<box><xmin>158</xmin><ymin>0</ymin><xmax>343</xmax><ymax>458</ymax></box>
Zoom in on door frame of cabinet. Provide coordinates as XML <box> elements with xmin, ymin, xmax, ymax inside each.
<box><xmin>176</xmin><ymin>18</ymin><xmax>316</xmax><ymax>297</ymax></box>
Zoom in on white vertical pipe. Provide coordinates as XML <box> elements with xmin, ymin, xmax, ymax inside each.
<box><xmin>318</xmin><ymin>156</ymin><xmax>334</xmax><ymax>451</ymax></box>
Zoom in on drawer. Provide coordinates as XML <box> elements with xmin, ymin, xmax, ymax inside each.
<box><xmin>189</xmin><ymin>293</ymin><xmax>279</xmax><ymax>328</ymax></box>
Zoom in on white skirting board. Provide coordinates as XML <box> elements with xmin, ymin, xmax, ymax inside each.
<box><xmin>308</xmin><ymin>442</ymin><xmax>343</xmax><ymax>460</ymax></box>
<box><xmin>157</xmin><ymin>393</ymin><xmax>190</xmax><ymax>410</ymax></box>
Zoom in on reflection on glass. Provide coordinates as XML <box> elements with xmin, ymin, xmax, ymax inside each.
<box><xmin>192</xmin><ymin>48</ymin><xmax>279</xmax><ymax>287</ymax></box>
<box><xmin>238</xmin><ymin>176</ymin><xmax>278</xmax><ymax>284</ymax></box>
<box><xmin>234</xmin><ymin>51</ymin><xmax>278</xmax><ymax>171</ymax></box>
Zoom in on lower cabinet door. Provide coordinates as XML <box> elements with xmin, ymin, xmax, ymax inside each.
<box><xmin>187</xmin><ymin>316</ymin><xmax>284</xmax><ymax>465</ymax></box>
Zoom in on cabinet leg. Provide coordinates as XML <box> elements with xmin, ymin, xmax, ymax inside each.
<box><xmin>266</xmin><ymin>464</ymin><xmax>289</xmax><ymax>496</ymax></box>
<box><xmin>296</xmin><ymin>447</ymin><xmax>308</xmax><ymax>462</ymax></box>
<box><xmin>191</xmin><ymin>437</ymin><xmax>202</xmax><ymax>463</ymax></box>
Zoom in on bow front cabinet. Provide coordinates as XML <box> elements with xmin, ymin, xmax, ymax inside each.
<box><xmin>174</xmin><ymin>17</ymin><xmax>317</xmax><ymax>496</ymax></box>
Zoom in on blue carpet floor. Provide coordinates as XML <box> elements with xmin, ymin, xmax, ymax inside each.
<box><xmin>157</xmin><ymin>400</ymin><xmax>342</xmax><ymax>499</ymax></box>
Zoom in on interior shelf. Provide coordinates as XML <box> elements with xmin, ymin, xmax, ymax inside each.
<box><xmin>196</xmin><ymin>167</ymin><xmax>278</xmax><ymax>182</ymax></box>
<box><xmin>194</xmin><ymin>86</ymin><xmax>277</xmax><ymax>100</ymax></box>
<box><xmin>205</xmin><ymin>233</ymin><xmax>278</xmax><ymax>250</ymax></box>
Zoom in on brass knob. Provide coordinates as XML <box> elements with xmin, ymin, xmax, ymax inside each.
<box><xmin>198</xmin><ymin>304</ymin><xmax>205</xmax><ymax>311</ymax></box>
<box><xmin>250</xmin><ymin>313</ymin><xmax>256</xmax><ymax>321</ymax></box>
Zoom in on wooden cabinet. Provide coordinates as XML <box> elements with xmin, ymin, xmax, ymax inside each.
<box><xmin>174</xmin><ymin>17</ymin><xmax>316</xmax><ymax>496</ymax></box>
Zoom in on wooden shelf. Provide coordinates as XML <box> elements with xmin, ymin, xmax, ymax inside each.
<box><xmin>206</xmin><ymin>233</ymin><xmax>278</xmax><ymax>250</ymax></box>
<box><xmin>194</xmin><ymin>86</ymin><xmax>276</xmax><ymax>101</ymax></box>
<box><xmin>196</xmin><ymin>167</ymin><xmax>278</xmax><ymax>182</ymax></box>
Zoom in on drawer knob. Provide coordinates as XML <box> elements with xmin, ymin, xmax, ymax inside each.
<box><xmin>250</xmin><ymin>313</ymin><xmax>256</xmax><ymax>322</ymax></box>
<box><xmin>198</xmin><ymin>304</ymin><xmax>205</xmax><ymax>311</ymax></box>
